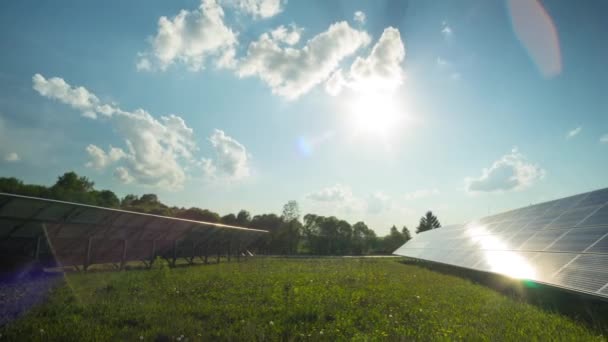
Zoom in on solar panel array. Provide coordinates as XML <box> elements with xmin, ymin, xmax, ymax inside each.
<box><xmin>393</xmin><ymin>187</ymin><xmax>608</xmax><ymax>299</ymax></box>
<box><xmin>0</xmin><ymin>193</ymin><xmax>267</xmax><ymax>269</ymax></box>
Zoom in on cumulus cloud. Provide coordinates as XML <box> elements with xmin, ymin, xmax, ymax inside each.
<box><xmin>85</xmin><ymin>145</ymin><xmax>126</xmax><ymax>169</ymax></box>
<box><xmin>325</xmin><ymin>27</ymin><xmax>405</xmax><ymax>96</ymax></box>
<box><xmin>465</xmin><ymin>149</ymin><xmax>546</xmax><ymax>193</ymax></box>
<box><xmin>270</xmin><ymin>24</ymin><xmax>302</xmax><ymax>45</ymax></box>
<box><xmin>324</xmin><ymin>70</ymin><xmax>345</xmax><ymax>96</ymax></box>
<box><xmin>232</xmin><ymin>0</ymin><xmax>284</xmax><ymax>19</ymax></box>
<box><xmin>404</xmin><ymin>188</ymin><xmax>440</xmax><ymax>200</ymax></box>
<box><xmin>32</xmin><ymin>74</ymin><xmax>101</xmax><ymax>118</ymax></box>
<box><xmin>137</xmin><ymin>0</ymin><xmax>238</xmax><ymax>72</ymax></box>
<box><xmin>566</xmin><ymin>126</ymin><xmax>582</xmax><ymax>139</ymax></box>
<box><xmin>4</xmin><ymin>152</ymin><xmax>20</xmax><ymax>162</ymax></box>
<box><xmin>238</xmin><ymin>21</ymin><xmax>371</xmax><ymax>99</ymax></box>
<box><xmin>201</xmin><ymin>129</ymin><xmax>250</xmax><ymax>180</ymax></box>
<box><xmin>599</xmin><ymin>134</ymin><xmax>608</xmax><ymax>144</ymax></box>
<box><xmin>33</xmin><ymin>74</ymin><xmax>251</xmax><ymax>189</ymax></box>
<box><xmin>114</xmin><ymin>166</ymin><xmax>134</xmax><ymax>184</ymax></box>
<box><xmin>354</xmin><ymin>11</ymin><xmax>366</xmax><ymax>24</ymax></box>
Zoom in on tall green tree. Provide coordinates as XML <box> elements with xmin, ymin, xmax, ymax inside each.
<box><xmin>379</xmin><ymin>225</ymin><xmax>408</xmax><ymax>253</ymax></box>
<box><xmin>281</xmin><ymin>200</ymin><xmax>300</xmax><ymax>222</ymax></box>
<box><xmin>236</xmin><ymin>210</ymin><xmax>252</xmax><ymax>226</ymax></box>
<box><xmin>416</xmin><ymin>211</ymin><xmax>441</xmax><ymax>233</ymax></box>
<box><xmin>402</xmin><ymin>226</ymin><xmax>411</xmax><ymax>242</ymax></box>
<box><xmin>53</xmin><ymin>171</ymin><xmax>94</xmax><ymax>192</ymax></box>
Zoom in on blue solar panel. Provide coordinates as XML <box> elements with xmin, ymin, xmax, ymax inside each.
<box><xmin>394</xmin><ymin>187</ymin><xmax>608</xmax><ymax>299</ymax></box>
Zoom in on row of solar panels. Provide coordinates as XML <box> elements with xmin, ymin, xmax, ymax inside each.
<box><xmin>394</xmin><ymin>187</ymin><xmax>608</xmax><ymax>299</ymax></box>
<box><xmin>0</xmin><ymin>193</ymin><xmax>267</xmax><ymax>268</ymax></box>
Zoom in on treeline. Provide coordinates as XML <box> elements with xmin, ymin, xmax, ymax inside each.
<box><xmin>0</xmin><ymin>172</ymin><xmax>441</xmax><ymax>255</ymax></box>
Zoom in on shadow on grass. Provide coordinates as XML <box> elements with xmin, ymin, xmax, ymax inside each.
<box><xmin>399</xmin><ymin>258</ymin><xmax>608</xmax><ymax>335</ymax></box>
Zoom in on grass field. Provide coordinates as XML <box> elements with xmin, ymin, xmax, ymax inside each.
<box><xmin>0</xmin><ymin>258</ymin><xmax>604</xmax><ymax>341</ymax></box>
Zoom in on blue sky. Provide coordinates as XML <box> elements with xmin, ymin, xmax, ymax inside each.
<box><xmin>0</xmin><ymin>0</ymin><xmax>607</xmax><ymax>234</ymax></box>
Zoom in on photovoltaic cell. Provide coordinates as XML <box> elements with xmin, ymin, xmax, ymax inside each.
<box><xmin>394</xmin><ymin>187</ymin><xmax>608</xmax><ymax>299</ymax></box>
<box><xmin>0</xmin><ymin>193</ymin><xmax>268</xmax><ymax>268</ymax></box>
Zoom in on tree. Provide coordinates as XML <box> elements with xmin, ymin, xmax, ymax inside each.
<box><xmin>138</xmin><ymin>194</ymin><xmax>160</xmax><ymax>205</ymax></box>
<box><xmin>416</xmin><ymin>211</ymin><xmax>441</xmax><ymax>233</ymax></box>
<box><xmin>402</xmin><ymin>226</ymin><xmax>411</xmax><ymax>242</ymax></box>
<box><xmin>221</xmin><ymin>213</ymin><xmax>238</xmax><ymax>225</ymax></box>
<box><xmin>281</xmin><ymin>200</ymin><xmax>300</xmax><ymax>222</ymax></box>
<box><xmin>176</xmin><ymin>207</ymin><xmax>221</xmax><ymax>223</ymax></box>
<box><xmin>53</xmin><ymin>172</ymin><xmax>94</xmax><ymax>192</ymax></box>
<box><xmin>94</xmin><ymin>190</ymin><xmax>120</xmax><ymax>208</ymax></box>
<box><xmin>380</xmin><ymin>225</ymin><xmax>408</xmax><ymax>253</ymax></box>
<box><xmin>121</xmin><ymin>194</ymin><xmax>138</xmax><ymax>207</ymax></box>
<box><xmin>236</xmin><ymin>210</ymin><xmax>251</xmax><ymax>226</ymax></box>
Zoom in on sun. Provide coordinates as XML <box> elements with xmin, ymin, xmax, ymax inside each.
<box><xmin>349</xmin><ymin>92</ymin><xmax>403</xmax><ymax>138</ymax></box>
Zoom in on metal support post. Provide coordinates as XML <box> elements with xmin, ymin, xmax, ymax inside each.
<box><xmin>84</xmin><ymin>237</ymin><xmax>93</xmax><ymax>271</ymax></box>
<box><xmin>120</xmin><ymin>239</ymin><xmax>128</xmax><ymax>270</ymax></box>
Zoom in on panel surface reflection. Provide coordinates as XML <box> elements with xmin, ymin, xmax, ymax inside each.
<box><xmin>393</xmin><ymin>187</ymin><xmax>608</xmax><ymax>298</ymax></box>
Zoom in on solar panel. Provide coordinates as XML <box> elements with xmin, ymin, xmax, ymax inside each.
<box><xmin>0</xmin><ymin>193</ymin><xmax>268</xmax><ymax>270</ymax></box>
<box><xmin>394</xmin><ymin>187</ymin><xmax>608</xmax><ymax>299</ymax></box>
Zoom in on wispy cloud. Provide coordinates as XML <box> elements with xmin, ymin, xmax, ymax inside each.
<box><xmin>441</xmin><ymin>21</ymin><xmax>452</xmax><ymax>38</ymax></box>
<box><xmin>566</xmin><ymin>126</ymin><xmax>582</xmax><ymax>139</ymax></box>
<box><xmin>353</xmin><ymin>11</ymin><xmax>366</xmax><ymax>24</ymax></box>
<box><xmin>404</xmin><ymin>188</ymin><xmax>440</xmax><ymax>201</ymax></box>
<box><xmin>4</xmin><ymin>152</ymin><xmax>20</xmax><ymax>162</ymax></box>
<box><xmin>600</xmin><ymin>134</ymin><xmax>608</xmax><ymax>144</ymax></box>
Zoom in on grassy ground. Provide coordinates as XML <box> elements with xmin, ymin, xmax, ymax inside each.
<box><xmin>0</xmin><ymin>258</ymin><xmax>604</xmax><ymax>341</ymax></box>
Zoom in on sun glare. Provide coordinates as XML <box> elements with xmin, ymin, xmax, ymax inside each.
<box><xmin>466</xmin><ymin>225</ymin><xmax>537</xmax><ymax>280</ymax></box>
<box><xmin>349</xmin><ymin>93</ymin><xmax>403</xmax><ymax>138</ymax></box>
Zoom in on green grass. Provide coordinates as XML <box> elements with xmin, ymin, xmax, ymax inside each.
<box><xmin>1</xmin><ymin>258</ymin><xmax>604</xmax><ymax>341</ymax></box>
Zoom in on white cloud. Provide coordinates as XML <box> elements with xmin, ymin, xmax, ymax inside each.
<box><xmin>232</xmin><ymin>0</ymin><xmax>284</xmax><ymax>19</ymax></box>
<box><xmin>4</xmin><ymin>152</ymin><xmax>20</xmax><ymax>162</ymax></box>
<box><xmin>202</xmin><ymin>129</ymin><xmax>250</xmax><ymax>180</ymax></box>
<box><xmin>270</xmin><ymin>24</ymin><xmax>302</xmax><ymax>45</ymax></box>
<box><xmin>354</xmin><ymin>11</ymin><xmax>366</xmax><ymax>24</ymax></box>
<box><xmin>33</xmin><ymin>74</ymin><xmax>251</xmax><ymax>189</ymax></box>
<box><xmin>347</xmin><ymin>27</ymin><xmax>405</xmax><ymax>92</ymax></box>
<box><xmin>441</xmin><ymin>21</ymin><xmax>452</xmax><ymax>38</ymax></box>
<box><xmin>114</xmin><ymin>167</ymin><xmax>134</xmax><ymax>184</ymax></box>
<box><xmin>32</xmin><ymin>74</ymin><xmax>100</xmax><ymax>118</ymax></box>
<box><xmin>303</xmin><ymin>185</ymin><xmax>420</xmax><ymax>233</ymax></box>
<box><xmin>566</xmin><ymin>126</ymin><xmax>582</xmax><ymax>139</ymax></box>
<box><xmin>306</xmin><ymin>184</ymin><xmax>355</xmax><ymax>203</ymax></box>
<box><xmin>599</xmin><ymin>134</ymin><xmax>608</xmax><ymax>143</ymax></box>
<box><xmin>306</xmin><ymin>185</ymin><xmax>394</xmax><ymax>215</ymax></box>
<box><xmin>404</xmin><ymin>188</ymin><xmax>440</xmax><ymax>200</ymax></box>
<box><xmin>135</xmin><ymin>55</ymin><xmax>152</xmax><ymax>71</ymax></box>
<box><xmin>137</xmin><ymin>0</ymin><xmax>238</xmax><ymax>71</ymax></box>
<box><xmin>465</xmin><ymin>148</ymin><xmax>546</xmax><ymax>193</ymax></box>
<box><xmin>325</xmin><ymin>27</ymin><xmax>405</xmax><ymax>96</ymax></box>
<box><xmin>324</xmin><ymin>69</ymin><xmax>345</xmax><ymax>96</ymax></box>
<box><xmin>238</xmin><ymin>21</ymin><xmax>371</xmax><ymax>99</ymax></box>
<box><xmin>85</xmin><ymin>145</ymin><xmax>126</xmax><ymax>169</ymax></box>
